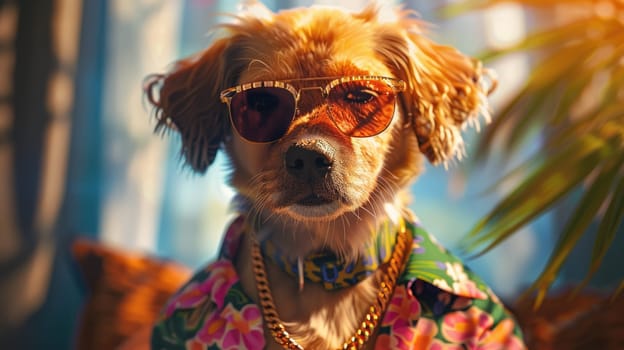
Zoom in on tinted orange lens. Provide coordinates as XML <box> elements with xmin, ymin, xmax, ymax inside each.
<box><xmin>326</xmin><ymin>79</ymin><xmax>397</xmax><ymax>137</ymax></box>
<box><xmin>229</xmin><ymin>87</ymin><xmax>296</xmax><ymax>142</ymax></box>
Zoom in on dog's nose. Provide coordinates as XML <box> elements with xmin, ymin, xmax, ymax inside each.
<box><xmin>285</xmin><ymin>144</ymin><xmax>333</xmax><ymax>182</ymax></box>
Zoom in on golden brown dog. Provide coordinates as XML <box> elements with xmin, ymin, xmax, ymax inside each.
<box><xmin>145</xmin><ymin>2</ymin><xmax>523</xmax><ymax>349</ymax></box>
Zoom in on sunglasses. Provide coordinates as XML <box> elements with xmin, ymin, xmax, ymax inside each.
<box><xmin>220</xmin><ymin>76</ymin><xmax>406</xmax><ymax>143</ymax></box>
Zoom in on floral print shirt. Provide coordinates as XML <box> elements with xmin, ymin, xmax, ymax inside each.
<box><xmin>151</xmin><ymin>217</ymin><xmax>525</xmax><ymax>349</ymax></box>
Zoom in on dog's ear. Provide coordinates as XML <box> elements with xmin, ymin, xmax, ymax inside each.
<box><xmin>144</xmin><ymin>38</ymin><xmax>233</xmax><ymax>173</ymax></box>
<box><xmin>376</xmin><ymin>16</ymin><xmax>495</xmax><ymax>165</ymax></box>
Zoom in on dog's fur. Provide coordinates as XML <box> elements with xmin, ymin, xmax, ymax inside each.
<box><xmin>145</xmin><ymin>2</ymin><xmax>493</xmax><ymax>349</ymax></box>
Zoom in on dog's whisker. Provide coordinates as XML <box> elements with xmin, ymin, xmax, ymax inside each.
<box><xmin>321</xmin><ymin>220</ymin><xmax>331</xmax><ymax>250</ymax></box>
<box><xmin>351</xmin><ymin>207</ymin><xmax>362</xmax><ymax>220</ymax></box>
<box><xmin>325</xmin><ymin>216</ymin><xmax>338</xmax><ymax>252</ymax></box>
<box><xmin>359</xmin><ymin>203</ymin><xmax>376</xmax><ymax>219</ymax></box>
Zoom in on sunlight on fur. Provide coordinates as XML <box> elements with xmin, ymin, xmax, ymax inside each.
<box><xmin>144</xmin><ymin>2</ymin><xmax>525</xmax><ymax>350</ymax></box>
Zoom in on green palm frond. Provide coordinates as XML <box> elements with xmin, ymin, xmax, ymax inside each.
<box><xmin>452</xmin><ymin>0</ymin><xmax>624</xmax><ymax>299</ymax></box>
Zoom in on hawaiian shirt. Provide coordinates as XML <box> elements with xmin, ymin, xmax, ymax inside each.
<box><xmin>151</xmin><ymin>216</ymin><xmax>525</xmax><ymax>349</ymax></box>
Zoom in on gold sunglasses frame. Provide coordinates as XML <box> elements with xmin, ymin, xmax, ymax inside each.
<box><xmin>219</xmin><ymin>75</ymin><xmax>407</xmax><ymax>143</ymax></box>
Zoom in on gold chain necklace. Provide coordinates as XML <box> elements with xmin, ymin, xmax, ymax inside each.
<box><xmin>249</xmin><ymin>223</ymin><xmax>412</xmax><ymax>350</ymax></box>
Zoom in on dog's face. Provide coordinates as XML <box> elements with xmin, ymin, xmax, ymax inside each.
<box><xmin>145</xmin><ymin>3</ymin><xmax>492</xmax><ymax>256</ymax></box>
<box><xmin>226</xmin><ymin>21</ymin><xmax>409</xmax><ymax>223</ymax></box>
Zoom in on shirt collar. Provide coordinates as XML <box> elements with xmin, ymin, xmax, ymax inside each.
<box><xmin>219</xmin><ymin>215</ymin><xmax>489</xmax><ymax>300</ymax></box>
<box><xmin>401</xmin><ymin>220</ymin><xmax>489</xmax><ymax>300</ymax></box>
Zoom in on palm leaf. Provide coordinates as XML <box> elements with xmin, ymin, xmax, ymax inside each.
<box><xmin>474</xmin><ymin>40</ymin><xmax>600</xmax><ymax>160</ymax></box>
<box><xmin>464</xmin><ymin>134</ymin><xmax>611</xmax><ymax>253</ymax></box>
<box><xmin>550</xmin><ymin>105</ymin><xmax>624</xmax><ymax>150</ymax></box>
<box><xmin>477</xmin><ymin>21</ymin><xmax>622</xmax><ymax>157</ymax></box>
<box><xmin>528</xmin><ymin>143</ymin><xmax>622</xmax><ymax>307</ymax></box>
<box><xmin>476</xmin><ymin>17</ymin><xmax>609</xmax><ymax>61</ymax></box>
<box><xmin>582</xmin><ymin>162</ymin><xmax>624</xmax><ymax>288</ymax></box>
<box><xmin>452</xmin><ymin>0</ymin><xmax>624</xmax><ymax>296</ymax></box>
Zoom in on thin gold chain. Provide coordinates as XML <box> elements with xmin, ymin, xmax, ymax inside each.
<box><xmin>250</xmin><ymin>223</ymin><xmax>412</xmax><ymax>350</ymax></box>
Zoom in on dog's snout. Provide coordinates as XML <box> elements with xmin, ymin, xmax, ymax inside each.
<box><xmin>285</xmin><ymin>144</ymin><xmax>333</xmax><ymax>182</ymax></box>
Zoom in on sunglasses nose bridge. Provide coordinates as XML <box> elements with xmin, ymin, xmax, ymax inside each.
<box><xmin>297</xmin><ymin>86</ymin><xmax>325</xmax><ymax>96</ymax></box>
<box><xmin>294</xmin><ymin>86</ymin><xmax>329</xmax><ymax>114</ymax></box>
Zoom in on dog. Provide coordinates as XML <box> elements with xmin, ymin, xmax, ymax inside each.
<box><xmin>145</xmin><ymin>2</ymin><xmax>525</xmax><ymax>349</ymax></box>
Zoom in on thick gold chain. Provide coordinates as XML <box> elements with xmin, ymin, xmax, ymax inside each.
<box><xmin>250</xmin><ymin>223</ymin><xmax>412</xmax><ymax>350</ymax></box>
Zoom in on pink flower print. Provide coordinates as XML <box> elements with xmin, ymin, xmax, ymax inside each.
<box><xmin>195</xmin><ymin>303</ymin><xmax>264</xmax><ymax>349</ymax></box>
<box><xmin>164</xmin><ymin>281</ymin><xmax>207</xmax><ymax>317</ymax></box>
<box><xmin>165</xmin><ymin>260</ymin><xmax>238</xmax><ymax>317</ymax></box>
<box><xmin>429</xmin><ymin>339</ymin><xmax>464</xmax><ymax>350</ymax></box>
<box><xmin>441</xmin><ymin>306</ymin><xmax>493</xmax><ymax>346</ymax></box>
<box><xmin>451</xmin><ymin>279</ymin><xmax>488</xmax><ymax>300</ymax></box>
<box><xmin>195</xmin><ymin>310</ymin><xmax>227</xmax><ymax>345</ymax></box>
<box><xmin>203</xmin><ymin>261</ymin><xmax>239</xmax><ymax>308</ymax></box>
<box><xmin>384</xmin><ymin>286</ymin><xmax>422</xmax><ymax>326</ymax></box>
<box><xmin>411</xmin><ymin>317</ymin><xmax>439</xmax><ymax>349</ymax></box>
<box><xmin>220</xmin><ymin>304</ymin><xmax>265</xmax><ymax>349</ymax></box>
<box><xmin>477</xmin><ymin>319</ymin><xmax>525</xmax><ymax>350</ymax></box>
<box><xmin>377</xmin><ymin>286</ymin><xmax>421</xmax><ymax>349</ymax></box>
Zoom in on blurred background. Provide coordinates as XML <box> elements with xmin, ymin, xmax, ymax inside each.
<box><xmin>0</xmin><ymin>0</ymin><xmax>621</xmax><ymax>349</ymax></box>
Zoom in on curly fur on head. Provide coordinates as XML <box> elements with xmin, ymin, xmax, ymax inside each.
<box><xmin>144</xmin><ymin>2</ymin><xmax>495</xmax><ymax>261</ymax></box>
